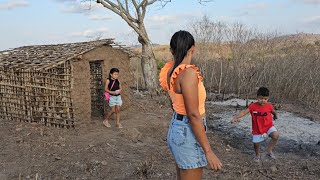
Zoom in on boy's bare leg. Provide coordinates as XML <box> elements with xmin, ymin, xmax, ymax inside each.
<box><xmin>267</xmin><ymin>131</ymin><xmax>279</xmax><ymax>154</ymax></box>
<box><xmin>254</xmin><ymin>142</ymin><xmax>261</xmax><ymax>157</ymax></box>
<box><xmin>253</xmin><ymin>142</ymin><xmax>261</xmax><ymax>162</ymax></box>
<box><xmin>180</xmin><ymin>168</ymin><xmax>203</xmax><ymax>180</ymax></box>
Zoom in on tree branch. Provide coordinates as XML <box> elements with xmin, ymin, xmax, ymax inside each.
<box><xmin>97</xmin><ymin>1</ymin><xmax>137</xmax><ymax>23</ymax></box>
<box><xmin>125</xmin><ymin>0</ymin><xmax>129</xmax><ymax>12</ymax></box>
<box><xmin>146</xmin><ymin>0</ymin><xmax>158</xmax><ymax>6</ymax></box>
<box><xmin>132</xmin><ymin>0</ymin><xmax>139</xmax><ymax>10</ymax></box>
<box><xmin>141</xmin><ymin>1</ymin><xmax>147</xmax><ymax>19</ymax></box>
<box><xmin>131</xmin><ymin>0</ymin><xmax>142</xmax><ymax>21</ymax></box>
<box><xmin>116</xmin><ymin>0</ymin><xmax>136</xmax><ymax>22</ymax></box>
<box><xmin>97</xmin><ymin>0</ymin><xmax>140</xmax><ymax>33</ymax></box>
<box><xmin>139</xmin><ymin>0</ymin><xmax>155</xmax><ymax>19</ymax></box>
<box><xmin>139</xmin><ymin>0</ymin><xmax>157</xmax><ymax>7</ymax></box>
<box><xmin>97</xmin><ymin>0</ymin><xmax>149</xmax><ymax>43</ymax></box>
<box><xmin>95</xmin><ymin>0</ymin><xmax>213</xmax><ymax>43</ymax></box>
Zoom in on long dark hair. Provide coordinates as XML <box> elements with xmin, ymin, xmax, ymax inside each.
<box><xmin>109</xmin><ymin>68</ymin><xmax>119</xmax><ymax>80</ymax></box>
<box><xmin>169</xmin><ymin>30</ymin><xmax>195</xmax><ymax>76</ymax></box>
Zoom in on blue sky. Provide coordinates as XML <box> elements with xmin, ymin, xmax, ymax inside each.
<box><xmin>0</xmin><ymin>0</ymin><xmax>320</xmax><ymax>50</ymax></box>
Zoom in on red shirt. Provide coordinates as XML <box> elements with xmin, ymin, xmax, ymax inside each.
<box><xmin>248</xmin><ymin>102</ymin><xmax>274</xmax><ymax>135</ymax></box>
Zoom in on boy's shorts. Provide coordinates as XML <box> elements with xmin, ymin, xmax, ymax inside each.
<box><xmin>252</xmin><ymin>126</ymin><xmax>277</xmax><ymax>143</ymax></box>
<box><xmin>167</xmin><ymin>112</ymin><xmax>208</xmax><ymax>169</ymax></box>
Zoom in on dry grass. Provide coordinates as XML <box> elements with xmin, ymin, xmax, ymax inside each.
<box><xmin>132</xmin><ymin>45</ymin><xmax>171</xmax><ymax>62</ymax></box>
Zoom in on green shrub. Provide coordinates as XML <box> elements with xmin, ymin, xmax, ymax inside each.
<box><xmin>157</xmin><ymin>60</ymin><xmax>166</xmax><ymax>70</ymax></box>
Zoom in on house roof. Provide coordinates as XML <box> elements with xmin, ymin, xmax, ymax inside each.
<box><xmin>0</xmin><ymin>38</ymin><xmax>135</xmax><ymax>70</ymax></box>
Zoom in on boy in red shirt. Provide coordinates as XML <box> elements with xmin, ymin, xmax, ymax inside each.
<box><xmin>231</xmin><ymin>87</ymin><xmax>279</xmax><ymax>162</ymax></box>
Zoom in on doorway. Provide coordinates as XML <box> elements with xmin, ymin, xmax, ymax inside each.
<box><xmin>89</xmin><ymin>60</ymin><xmax>104</xmax><ymax>117</ymax></box>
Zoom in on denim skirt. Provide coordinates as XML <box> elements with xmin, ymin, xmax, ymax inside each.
<box><xmin>167</xmin><ymin>112</ymin><xmax>208</xmax><ymax>169</ymax></box>
<box><xmin>109</xmin><ymin>95</ymin><xmax>122</xmax><ymax>107</ymax></box>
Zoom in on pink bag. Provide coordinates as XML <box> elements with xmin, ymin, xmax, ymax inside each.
<box><xmin>104</xmin><ymin>92</ymin><xmax>111</xmax><ymax>101</ymax></box>
<box><xmin>104</xmin><ymin>80</ymin><xmax>116</xmax><ymax>101</ymax></box>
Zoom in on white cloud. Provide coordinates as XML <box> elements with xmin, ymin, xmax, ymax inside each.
<box><xmin>58</xmin><ymin>0</ymin><xmax>105</xmax><ymax>14</ymax></box>
<box><xmin>70</xmin><ymin>27</ymin><xmax>109</xmax><ymax>38</ymax></box>
<box><xmin>148</xmin><ymin>13</ymin><xmax>197</xmax><ymax>24</ymax></box>
<box><xmin>149</xmin><ymin>15</ymin><xmax>179</xmax><ymax>24</ymax></box>
<box><xmin>147</xmin><ymin>14</ymin><xmax>197</xmax><ymax>31</ymax></box>
<box><xmin>0</xmin><ymin>0</ymin><xmax>30</xmax><ymax>10</ymax></box>
<box><xmin>292</xmin><ymin>0</ymin><xmax>320</xmax><ymax>5</ymax></box>
<box><xmin>303</xmin><ymin>16</ymin><xmax>320</xmax><ymax>24</ymax></box>
<box><xmin>216</xmin><ymin>16</ymin><xmax>234</xmax><ymax>22</ymax></box>
<box><xmin>234</xmin><ymin>2</ymin><xmax>269</xmax><ymax>17</ymax></box>
<box><xmin>89</xmin><ymin>15</ymin><xmax>112</xmax><ymax>21</ymax></box>
<box><xmin>146</xmin><ymin>13</ymin><xmax>199</xmax><ymax>35</ymax></box>
<box><xmin>242</xmin><ymin>2</ymin><xmax>269</xmax><ymax>10</ymax></box>
<box><xmin>54</xmin><ymin>0</ymin><xmax>77</xmax><ymax>2</ymax></box>
<box><xmin>61</xmin><ymin>4</ymin><xmax>90</xmax><ymax>14</ymax></box>
<box><xmin>234</xmin><ymin>11</ymin><xmax>249</xmax><ymax>17</ymax></box>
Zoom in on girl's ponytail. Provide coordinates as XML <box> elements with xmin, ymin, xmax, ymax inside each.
<box><xmin>169</xmin><ymin>31</ymin><xmax>195</xmax><ymax>77</ymax></box>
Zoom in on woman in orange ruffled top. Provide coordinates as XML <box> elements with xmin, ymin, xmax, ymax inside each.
<box><xmin>159</xmin><ymin>30</ymin><xmax>222</xmax><ymax>180</ymax></box>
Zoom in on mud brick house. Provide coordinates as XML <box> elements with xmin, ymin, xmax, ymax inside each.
<box><xmin>0</xmin><ymin>39</ymin><xmax>134</xmax><ymax>128</ymax></box>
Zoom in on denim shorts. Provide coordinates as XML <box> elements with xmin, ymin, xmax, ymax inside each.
<box><xmin>167</xmin><ymin>112</ymin><xmax>208</xmax><ymax>169</ymax></box>
<box><xmin>252</xmin><ymin>126</ymin><xmax>277</xmax><ymax>143</ymax></box>
<box><xmin>109</xmin><ymin>95</ymin><xmax>122</xmax><ymax>107</ymax></box>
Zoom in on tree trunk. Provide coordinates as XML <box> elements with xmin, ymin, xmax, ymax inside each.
<box><xmin>140</xmin><ymin>42</ymin><xmax>157</xmax><ymax>91</ymax></box>
<box><xmin>137</xmin><ymin>22</ymin><xmax>157</xmax><ymax>91</ymax></box>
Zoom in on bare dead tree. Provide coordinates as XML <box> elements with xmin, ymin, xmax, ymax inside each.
<box><xmin>82</xmin><ymin>0</ymin><xmax>212</xmax><ymax>92</ymax></box>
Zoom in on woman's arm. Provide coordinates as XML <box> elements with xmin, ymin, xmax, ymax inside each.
<box><xmin>180</xmin><ymin>68</ymin><xmax>222</xmax><ymax>170</ymax></box>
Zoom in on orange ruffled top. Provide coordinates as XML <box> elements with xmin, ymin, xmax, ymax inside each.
<box><xmin>159</xmin><ymin>61</ymin><xmax>206</xmax><ymax>115</ymax></box>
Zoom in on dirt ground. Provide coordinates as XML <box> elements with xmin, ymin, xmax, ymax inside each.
<box><xmin>0</xmin><ymin>92</ymin><xmax>319</xmax><ymax>180</ymax></box>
